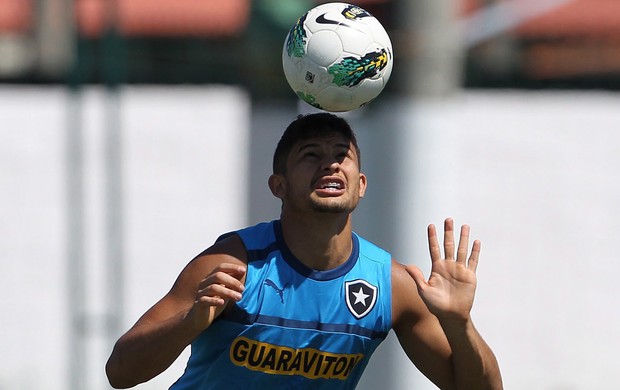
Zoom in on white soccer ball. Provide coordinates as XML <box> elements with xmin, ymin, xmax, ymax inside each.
<box><xmin>282</xmin><ymin>2</ymin><xmax>393</xmax><ymax>112</ymax></box>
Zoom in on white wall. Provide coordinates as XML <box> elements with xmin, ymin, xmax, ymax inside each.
<box><xmin>1</xmin><ymin>87</ymin><xmax>619</xmax><ymax>389</ymax></box>
<box><xmin>0</xmin><ymin>86</ymin><xmax>250</xmax><ymax>390</ymax></box>
<box><xmin>418</xmin><ymin>92</ymin><xmax>620</xmax><ymax>390</ymax></box>
<box><xmin>356</xmin><ymin>91</ymin><xmax>620</xmax><ymax>390</ymax></box>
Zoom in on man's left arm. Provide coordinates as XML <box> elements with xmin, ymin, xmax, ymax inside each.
<box><xmin>435</xmin><ymin>315</ymin><xmax>503</xmax><ymax>390</ymax></box>
<box><xmin>392</xmin><ymin>218</ymin><xmax>503</xmax><ymax>390</ymax></box>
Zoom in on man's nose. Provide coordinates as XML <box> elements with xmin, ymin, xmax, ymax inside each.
<box><xmin>321</xmin><ymin>157</ymin><xmax>341</xmax><ymax>171</ymax></box>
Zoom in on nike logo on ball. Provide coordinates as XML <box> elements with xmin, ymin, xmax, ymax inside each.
<box><xmin>316</xmin><ymin>13</ymin><xmax>350</xmax><ymax>27</ymax></box>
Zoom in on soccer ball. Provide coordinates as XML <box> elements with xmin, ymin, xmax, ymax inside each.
<box><xmin>282</xmin><ymin>2</ymin><xmax>393</xmax><ymax>112</ymax></box>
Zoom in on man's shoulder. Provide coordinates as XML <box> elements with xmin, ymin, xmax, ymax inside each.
<box><xmin>215</xmin><ymin>220</ymin><xmax>276</xmax><ymax>242</ymax></box>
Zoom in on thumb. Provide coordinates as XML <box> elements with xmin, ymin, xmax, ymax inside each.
<box><xmin>404</xmin><ymin>265</ymin><xmax>427</xmax><ymax>289</ymax></box>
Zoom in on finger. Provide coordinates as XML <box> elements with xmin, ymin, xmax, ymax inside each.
<box><xmin>443</xmin><ymin>218</ymin><xmax>455</xmax><ymax>260</ymax></box>
<box><xmin>195</xmin><ymin>295</ymin><xmax>226</xmax><ymax>307</ymax></box>
<box><xmin>197</xmin><ymin>283</ymin><xmax>243</xmax><ymax>303</ymax></box>
<box><xmin>427</xmin><ymin>224</ymin><xmax>441</xmax><ymax>262</ymax></box>
<box><xmin>199</xmin><ymin>273</ymin><xmax>246</xmax><ymax>295</ymax></box>
<box><xmin>214</xmin><ymin>263</ymin><xmax>247</xmax><ymax>279</ymax></box>
<box><xmin>199</xmin><ymin>264</ymin><xmax>246</xmax><ymax>291</ymax></box>
<box><xmin>456</xmin><ymin>224</ymin><xmax>470</xmax><ymax>264</ymax></box>
<box><xmin>468</xmin><ymin>239</ymin><xmax>481</xmax><ymax>272</ymax></box>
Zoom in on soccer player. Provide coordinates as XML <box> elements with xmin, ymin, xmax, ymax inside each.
<box><xmin>105</xmin><ymin>113</ymin><xmax>503</xmax><ymax>389</ymax></box>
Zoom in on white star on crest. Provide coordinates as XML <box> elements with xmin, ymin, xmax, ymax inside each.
<box><xmin>352</xmin><ymin>287</ymin><xmax>370</xmax><ymax>306</ymax></box>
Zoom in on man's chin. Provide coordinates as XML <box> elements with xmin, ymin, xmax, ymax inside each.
<box><xmin>311</xmin><ymin>202</ymin><xmax>355</xmax><ymax>214</ymax></box>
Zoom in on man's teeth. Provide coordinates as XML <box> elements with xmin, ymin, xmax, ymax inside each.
<box><xmin>322</xmin><ymin>182</ymin><xmax>341</xmax><ymax>189</ymax></box>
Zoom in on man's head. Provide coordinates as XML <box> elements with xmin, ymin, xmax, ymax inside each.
<box><xmin>269</xmin><ymin>113</ymin><xmax>366</xmax><ymax>215</ymax></box>
<box><xmin>272</xmin><ymin>113</ymin><xmax>361</xmax><ymax>175</ymax></box>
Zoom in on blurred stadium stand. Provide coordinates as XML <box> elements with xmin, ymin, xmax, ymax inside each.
<box><xmin>517</xmin><ymin>0</ymin><xmax>620</xmax><ymax>82</ymax></box>
<box><xmin>1</xmin><ymin>0</ymin><xmax>620</xmax><ymax>91</ymax></box>
<box><xmin>462</xmin><ymin>0</ymin><xmax>620</xmax><ymax>88</ymax></box>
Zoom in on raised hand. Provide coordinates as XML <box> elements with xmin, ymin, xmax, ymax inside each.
<box><xmin>406</xmin><ymin>218</ymin><xmax>479</xmax><ymax>321</ymax></box>
<box><xmin>186</xmin><ymin>263</ymin><xmax>246</xmax><ymax>331</ymax></box>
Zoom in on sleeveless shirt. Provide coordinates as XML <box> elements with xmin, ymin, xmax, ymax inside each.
<box><xmin>170</xmin><ymin>220</ymin><xmax>392</xmax><ymax>389</ymax></box>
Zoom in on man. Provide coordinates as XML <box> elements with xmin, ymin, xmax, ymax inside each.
<box><xmin>106</xmin><ymin>113</ymin><xmax>503</xmax><ymax>389</ymax></box>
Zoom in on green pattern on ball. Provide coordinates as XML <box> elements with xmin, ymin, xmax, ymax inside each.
<box><xmin>328</xmin><ymin>49</ymin><xmax>389</xmax><ymax>87</ymax></box>
<box><xmin>296</xmin><ymin>91</ymin><xmax>323</xmax><ymax>110</ymax></box>
<box><xmin>286</xmin><ymin>14</ymin><xmax>308</xmax><ymax>58</ymax></box>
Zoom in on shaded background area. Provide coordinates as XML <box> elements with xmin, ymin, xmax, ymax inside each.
<box><xmin>3</xmin><ymin>0</ymin><xmax>620</xmax><ymax>90</ymax></box>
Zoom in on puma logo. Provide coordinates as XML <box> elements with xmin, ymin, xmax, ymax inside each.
<box><xmin>264</xmin><ymin>279</ymin><xmax>288</xmax><ymax>304</ymax></box>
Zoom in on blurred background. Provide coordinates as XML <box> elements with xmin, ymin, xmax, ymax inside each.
<box><xmin>1</xmin><ymin>0</ymin><xmax>620</xmax><ymax>389</ymax></box>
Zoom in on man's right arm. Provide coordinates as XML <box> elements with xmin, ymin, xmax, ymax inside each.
<box><xmin>105</xmin><ymin>236</ymin><xmax>247</xmax><ymax>389</ymax></box>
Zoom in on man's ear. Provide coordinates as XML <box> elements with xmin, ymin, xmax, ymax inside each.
<box><xmin>358</xmin><ymin>172</ymin><xmax>367</xmax><ymax>198</ymax></box>
<box><xmin>268</xmin><ymin>174</ymin><xmax>287</xmax><ymax>199</ymax></box>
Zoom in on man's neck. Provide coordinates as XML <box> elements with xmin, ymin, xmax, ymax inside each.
<box><xmin>279</xmin><ymin>213</ymin><xmax>354</xmax><ymax>271</ymax></box>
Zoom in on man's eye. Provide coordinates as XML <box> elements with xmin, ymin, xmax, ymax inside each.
<box><xmin>336</xmin><ymin>151</ymin><xmax>349</xmax><ymax>160</ymax></box>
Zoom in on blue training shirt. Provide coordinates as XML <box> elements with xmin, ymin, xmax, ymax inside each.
<box><xmin>170</xmin><ymin>220</ymin><xmax>392</xmax><ymax>389</ymax></box>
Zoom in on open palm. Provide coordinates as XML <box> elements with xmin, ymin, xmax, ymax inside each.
<box><xmin>407</xmin><ymin>218</ymin><xmax>479</xmax><ymax>321</ymax></box>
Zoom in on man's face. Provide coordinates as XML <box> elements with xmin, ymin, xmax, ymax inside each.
<box><xmin>272</xmin><ymin>134</ymin><xmax>367</xmax><ymax>214</ymax></box>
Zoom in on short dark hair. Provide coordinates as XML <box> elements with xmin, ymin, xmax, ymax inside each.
<box><xmin>272</xmin><ymin>113</ymin><xmax>361</xmax><ymax>174</ymax></box>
